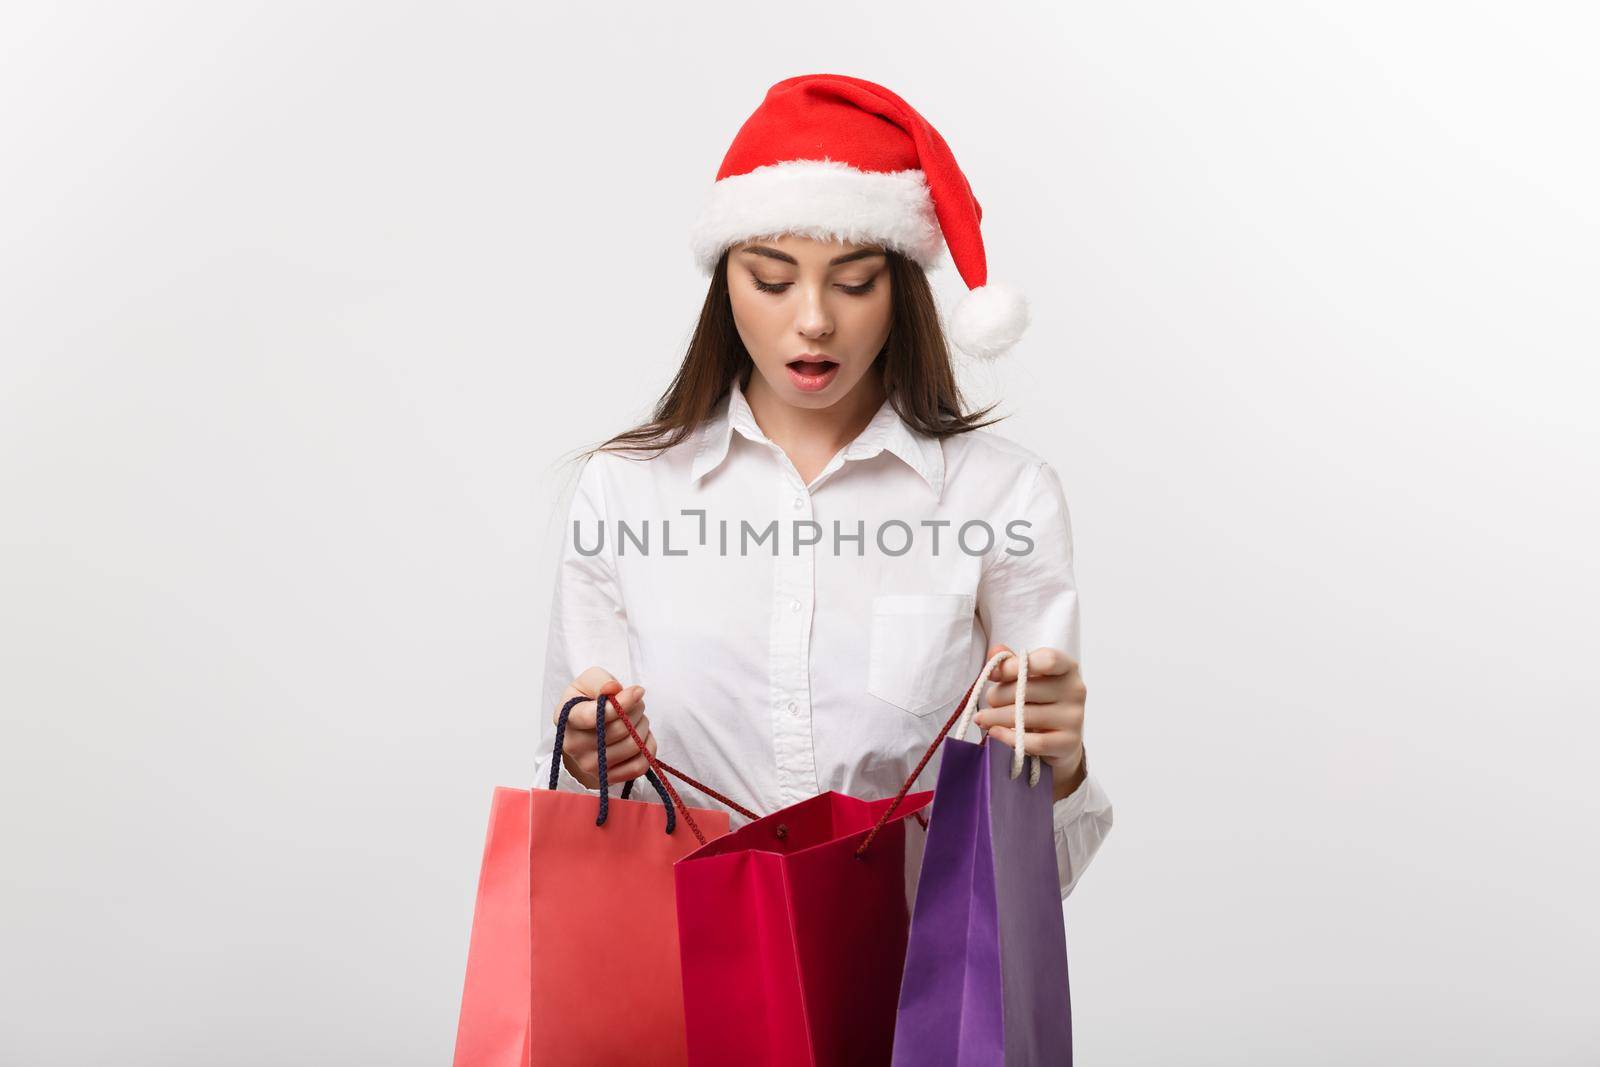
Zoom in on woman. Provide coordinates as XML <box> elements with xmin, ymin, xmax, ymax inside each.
<box><xmin>532</xmin><ymin>74</ymin><xmax>1112</xmax><ymax>898</ymax></box>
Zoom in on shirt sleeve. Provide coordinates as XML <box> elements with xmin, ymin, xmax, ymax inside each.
<box><xmin>975</xmin><ymin>459</ymin><xmax>1114</xmax><ymax>899</ymax></box>
<box><xmin>531</xmin><ymin>452</ymin><xmax>638</xmax><ymax>798</ymax></box>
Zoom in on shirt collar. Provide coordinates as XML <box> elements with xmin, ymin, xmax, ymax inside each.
<box><xmin>689</xmin><ymin>373</ymin><xmax>945</xmax><ymax>497</ymax></box>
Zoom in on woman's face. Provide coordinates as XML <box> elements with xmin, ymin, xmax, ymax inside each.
<box><xmin>726</xmin><ymin>234</ymin><xmax>893</xmax><ymax>410</ymax></box>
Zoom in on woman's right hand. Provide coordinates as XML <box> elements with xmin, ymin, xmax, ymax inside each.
<box><xmin>555</xmin><ymin>667</ymin><xmax>656</xmax><ymax>789</ymax></box>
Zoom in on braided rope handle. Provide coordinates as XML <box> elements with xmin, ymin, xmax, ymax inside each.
<box><xmin>551</xmin><ymin>693</ymin><xmax>677</xmax><ymax>833</ymax></box>
<box><xmin>608</xmin><ymin>694</ymin><xmax>761</xmax><ymax>846</ymax></box>
<box><xmin>953</xmin><ymin>646</ymin><xmax>1041</xmax><ymax>786</ymax></box>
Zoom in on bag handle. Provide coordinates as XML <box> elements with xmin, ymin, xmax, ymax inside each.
<box><xmin>611</xmin><ymin>701</ymin><xmax>761</xmax><ymax>846</ymax></box>
<box><xmin>550</xmin><ymin>694</ymin><xmax>678</xmax><ymax>834</ymax></box>
<box><xmin>549</xmin><ymin>690</ymin><xmax>764</xmax><ymax>846</ymax></box>
<box><xmin>953</xmin><ymin>647</ymin><xmax>1041</xmax><ymax>786</ymax></box>
<box><xmin>854</xmin><ymin>647</ymin><xmax>1039</xmax><ymax>860</ymax></box>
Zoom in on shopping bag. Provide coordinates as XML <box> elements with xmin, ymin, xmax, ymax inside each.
<box><xmin>451</xmin><ymin>692</ymin><xmax>733</xmax><ymax>1067</ymax></box>
<box><xmin>891</xmin><ymin>648</ymin><xmax>1074</xmax><ymax>1066</ymax></box>
<box><xmin>672</xmin><ymin>787</ymin><xmax>937</xmax><ymax>1067</ymax></box>
<box><xmin>452</xmin><ymin>785</ymin><xmax>534</xmax><ymax>1067</ymax></box>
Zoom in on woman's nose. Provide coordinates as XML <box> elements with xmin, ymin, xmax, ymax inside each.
<box><xmin>795</xmin><ymin>286</ymin><xmax>833</xmax><ymax>338</ymax></box>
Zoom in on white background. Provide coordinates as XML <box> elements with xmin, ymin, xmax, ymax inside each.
<box><xmin>2</xmin><ymin>2</ymin><xmax>1595</xmax><ymax>1063</ymax></box>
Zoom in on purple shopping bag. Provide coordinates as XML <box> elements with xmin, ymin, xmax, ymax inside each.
<box><xmin>890</xmin><ymin>648</ymin><xmax>1074</xmax><ymax>1066</ymax></box>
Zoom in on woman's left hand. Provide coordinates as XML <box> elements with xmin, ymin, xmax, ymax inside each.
<box><xmin>970</xmin><ymin>644</ymin><xmax>1088</xmax><ymax>802</ymax></box>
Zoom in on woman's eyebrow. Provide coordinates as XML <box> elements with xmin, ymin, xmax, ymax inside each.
<box><xmin>739</xmin><ymin>246</ymin><xmax>887</xmax><ymax>266</ymax></box>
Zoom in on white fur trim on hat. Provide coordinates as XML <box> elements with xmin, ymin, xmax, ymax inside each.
<box><xmin>949</xmin><ymin>281</ymin><xmax>1030</xmax><ymax>361</ymax></box>
<box><xmin>690</xmin><ymin>158</ymin><xmax>947</xmax><ymax>273</ymax></box>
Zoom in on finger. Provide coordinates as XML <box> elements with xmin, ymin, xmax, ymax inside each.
<box><xmin>986</xmin><ymin>647</ymin><xmax>1078</xmax><ymax>685</ymax></box>
<box><xmin>555</xmin><ymin>669</ymin><xmax>621</xmax><ymax>725</ymax></box>
<box><xmin>606</xmin><ymin>752</ymin><xmax>656</xmax><ymax>783</ymax></box>
<box><xmin>569</xmin><ymin>666</ymin><xmax>622</xmax><ymax>702</ymax></box>
<box><xmin>570</xmin><ymin>731</ymin><xmax>652</xmax><ymax>777</ymax></box>
<box><xmin>984</xmin><ymin>674</ymin><xmax>1067</xmax><ymax>709</ymax></box>
<box><xmin>1025</xmin><ymin>647</ymin><xmax>1075</xmax><ymax>678</ymax></box>
<box><xmin>561</xmin><ymin>698</ymin><xmax>605</xmax><ymax>731</ymax></box>
<box><xmin>974</xmin><ymin>700</ymin><xmax>1081</xmax><ymax>732</ymax></box>
<box><xmin>607</xmin><ymin>685</ymin><xmax>647</xmax><ymax>718</ymax></box>
<box><xmin>602</xmin><ymin>709</ymin><xmax>649</xmax><ymax>746</ymax></box>
<box><xmin>599</xmin><ymin>732</ymin><xmax>643</xmax><ymax>764</ymax></box>
<box><xmin>580</xmin><ymin>714</ymin><xmax>658</xmax><ymax>754</ymax></box>
<box><xmin>985</xmin><ymin>667</ymin><xmax>1085</xmax><ymax>711</ymax></box>
<box><xmin>988</xmin><ymin>724</ymin><xmax>1080</xmax><ymax>759</ymax></box>
<box><xmin>600</xmin><ymin>714</ymin><xmax>650</xmax><ymax>757</ymax></box>
<box><xmin>564</xmin><ymin>685</ymin><xmax>646</xmax><ymax>730</ymax></box>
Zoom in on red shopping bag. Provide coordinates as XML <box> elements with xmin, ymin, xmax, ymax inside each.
<box><xmin>671</xmin><ymin>788</ymin><xmax>936</xmax><ymax>1067</ymax></box>
<box><xmin>451</xmin><ymin>693</ymin><xmax>734</xmax><ymax>1067</ymax></box>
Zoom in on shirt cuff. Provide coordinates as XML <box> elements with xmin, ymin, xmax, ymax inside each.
<box><xmin>555</xmin><ymin>755</ymin><xmax>607</xmax><ymax>795</ymax></box>
<box><xmin>1051</xmin><ymin>766</ymin><xmax>1114</xmax><ymax>899</ymax></box>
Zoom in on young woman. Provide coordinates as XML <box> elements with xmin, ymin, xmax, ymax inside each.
<box><xmin>532</xmin><ymin>74</ymin><xmax>1112</xmax><ymax>897</ymax></box>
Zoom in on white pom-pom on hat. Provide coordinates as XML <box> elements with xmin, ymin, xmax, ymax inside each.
<box><xmin>949</xmin><ymin>281</ymin><xmax>1030</xmax><ymax>361</ymax></box>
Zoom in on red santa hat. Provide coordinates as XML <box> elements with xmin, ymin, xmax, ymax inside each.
<box><xmin>689</xmin><ymin>73</ymin><xmax>1030</xmax><ymax>361</ymax></box>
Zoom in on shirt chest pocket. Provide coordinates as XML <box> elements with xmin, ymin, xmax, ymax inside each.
<box><xmin>865</xmin><ymin>592</ymin><xmax>978</xmax><ymax>718</ymax></box>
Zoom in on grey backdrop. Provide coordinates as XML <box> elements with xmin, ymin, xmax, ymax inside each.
<box><xmin>2</xmin><ymin>2</ymin><xmax>1595</xmax><ymax>1064</ymax></box>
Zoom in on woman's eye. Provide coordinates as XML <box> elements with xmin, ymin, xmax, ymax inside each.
<box><xmin>751</xmin><ymin>277</ymin><xmax>877</xmax><ymax>296</ymax></box>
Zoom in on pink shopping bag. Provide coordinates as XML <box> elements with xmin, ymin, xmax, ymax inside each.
<box><xmin>451</xmin><ymin>694</ymin><xmax>734</xmax><ymax>1066</ymax></box>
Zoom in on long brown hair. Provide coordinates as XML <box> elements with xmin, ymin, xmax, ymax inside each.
<box><xmin>575</xmin><ymin>246</ymin><xmax>1006</xmax><ymax>464</ymax></box>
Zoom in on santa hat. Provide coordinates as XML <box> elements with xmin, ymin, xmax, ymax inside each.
<box><xmin>689</xmin><ymin>73</ymin><xmax>1029</xmax><ymax>361</ymax></box>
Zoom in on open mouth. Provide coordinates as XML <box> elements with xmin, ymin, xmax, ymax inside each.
<box><xmin>785</xmin><ymin>357</ymin><xmax>841</xmax><ymax>392</ymax></box>
<box><xmin>787</xmin><ymin>358</ymin><xmax>839</xmax><ymax>377</ymax></box>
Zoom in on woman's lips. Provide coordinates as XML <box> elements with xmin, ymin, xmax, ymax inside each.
<box><xmin>786</xmin><ymin>359</ymin><xmax>839</xmax><ymax>392</ymax></box>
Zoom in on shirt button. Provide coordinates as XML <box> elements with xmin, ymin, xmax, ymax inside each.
<box><xmin>788</xmin><ymin>700</ymin><xmax>799</xmax><ymax>716</ymax></box>
<box><xmin>793</xmin><ymin>496</ymin><xmax>804</xmax><ymax>510</ymax></box>
<box><xmin>791</xmin><ymin>599</ymin><xmax>801</xmax><ymax>612</ymax></box>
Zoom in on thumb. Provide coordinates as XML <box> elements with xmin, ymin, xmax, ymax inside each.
<box><xmin>592</xmin><ymin>681</ymin><xmax>630</xmax><ymax>722</ymax></box>
<box><xmin>573</xmin><ymin>665</ymin><xmax>623</xmax><ymax>699</ymax></box>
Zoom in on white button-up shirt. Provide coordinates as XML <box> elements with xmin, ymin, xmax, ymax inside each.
<box><xmin>534</xmin><ymin>373</ymin><xmax>1113</xmax><ymax>898</ymax></box>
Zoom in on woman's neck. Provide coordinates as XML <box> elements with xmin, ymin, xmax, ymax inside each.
<box><xmin>741</xmin><ymin>365</ymin><xmax>887</xmax><ymax>486</ymax></box>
